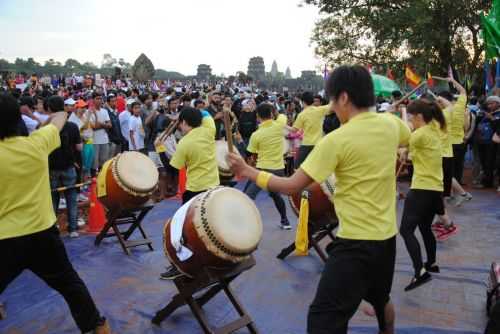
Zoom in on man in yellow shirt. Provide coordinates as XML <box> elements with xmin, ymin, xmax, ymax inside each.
<box><xmin>228</xmin><ymin>65</ymin><xmax>410</xmax><ymax>334</ymax></box>
<box><xmin>293</xmin><ymin>92</ymin><xmax>331</xmax><ymax>167</ymax></box>
<box><xmin>246</xmin><ymin>103</ymin><xmax>290</xmax><ymax>230</ymax></box>
<box><xmin>0</xmin><ymin>94</ymin><xmax>109</xmax><ymax>333</ymax></box>
<box><xmin>170</xmin><ymin>107</ymin><xmax>219</xmax><ymax>204</ymax></box>
<box><xmin>160</xmin><ymin>107</ymin><xmax>219</xmax><ymax>280</ymax></box>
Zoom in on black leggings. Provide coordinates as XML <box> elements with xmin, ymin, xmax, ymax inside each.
<box><xmin>400</xmin><ymin>189</ymin><xmax>442</xmax><ymax>277</ymax></box>
<box><xmin>442</xmin><ymin>157</ymin><xmax>454</xmax><ymax>197</ymax></box>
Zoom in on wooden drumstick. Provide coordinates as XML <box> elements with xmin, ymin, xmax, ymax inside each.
<box><xmin>155</xmin><ymin>119</ymin><xmax>179</xmax><ymax>147</ymax></box>
<box><xmin>223</xmin><ymin>108</ymin><xmax>234</xmax><ymax>153</ymax></box>
<box><xmin>393</xmin><ymin>81</ymin><xmax>427</xmax><ymax>108</ymax></box>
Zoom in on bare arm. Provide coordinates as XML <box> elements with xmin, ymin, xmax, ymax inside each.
<box><xmin>75</xmin><ymin>143</ymin><xmax>83</xmax><ymax>151</ymax></box>
<box><xmin>129</xmin><ymin>130</ymin><xmax>136</xmax><ymax>150</ymax></box>
<box><xmin>227</xmin><ymin>152</ymin><xmax>313</xmax><ymax>195</ymax></box>
<box><xmin>50</xmin><ymin>112</ymin><xmax>68</xmax><ymax>131</ymax></box>
<box><xmin>145</xmin><ymin>110</ymin><xmax>158</xmax><ymax>126</ymax></box>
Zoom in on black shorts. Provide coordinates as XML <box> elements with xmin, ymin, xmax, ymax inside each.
<box><xmin>307</xmin><ymin>236</ymin><xmax>396</xmax><ymax>333</ymax></box>
<box><xmin>295</xmin><ymin>145</ymin><xmax>314</xmax><ymax>169</ymax></box>
<box><xmin>442</xmin><ymin>157</ymin><xmax>454</xmax><ymax>197</ymax></box>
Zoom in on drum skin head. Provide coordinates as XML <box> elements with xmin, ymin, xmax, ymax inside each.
<box><xmin>215</xmin><ymin>140</ymin><xmax>240</xmax><ymax>172</ymax></box>
<box><xmin>199</xmin><ymin>187</ymin><xmax>263</xmax><ymax>254</ymax></box>
<box><xmin>115</xmin><ymin>152</ymin><xmax>159</xmax><ymax>193</ymax></box>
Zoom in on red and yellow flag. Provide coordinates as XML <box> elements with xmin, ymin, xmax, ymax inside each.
<box><xmin>427</xmin><ymin>72</ymin><xmax>435</xmax><ymax>87</ymax></box>
<box><xmin>405</xmin><ymin>66</ymin><xmax>421</xmax><ymax>87</ymax></box>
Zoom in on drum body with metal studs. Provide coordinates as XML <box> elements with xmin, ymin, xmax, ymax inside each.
<box><xmin>98</xmin><ymin>151</ymin><xmax>159</xmax><ymax>210</ymax></box>
<box><xmin>289</xmin><ymin>174</ymin><xmax>338</xmax><ymax>226</ymax></box>
<box><xmin>163</xmin><ymin>187</ymin><xmax>263</xmax><ymax>277</ymax></box>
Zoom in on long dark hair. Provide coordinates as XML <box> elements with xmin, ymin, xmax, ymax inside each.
<box><xmin>407</xmin><ymin>98</ymin><xmax>447</xmax><ymax>131</ymax></box>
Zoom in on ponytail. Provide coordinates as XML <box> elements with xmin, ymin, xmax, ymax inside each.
<box><xmin>407</xmin><ymin>99</ymin><xmax>447</xmax><ymax>131</ymax></box>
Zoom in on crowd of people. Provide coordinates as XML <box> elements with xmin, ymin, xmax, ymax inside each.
<box><xmin>1</xmin><ymin>65</ymin><xmax>499</xmax><ymax>334</ymax></box>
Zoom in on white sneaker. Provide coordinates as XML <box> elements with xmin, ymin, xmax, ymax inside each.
<box><xmin>78</xmin><ymin>193</ymin><xmax>88</xmax><ymax>202</ymax></box>
<box><xmin>69</xmin><ymin>231</ymin><xmax>79</xmax><ymax>238</ymax></box>
<box><xmin>77</xmin><ymin>218</ymin><xmax>86</xmax><ymax>227</ymax></box>
<box><xmin>454</xmin><ymin>192</ymin><xmax>472</xmax><ymax>207</ymax></box>
<box><xmin>59</xmin><ymin>198</ymin><xmax>67</xmax><ymax>209</ymax></box>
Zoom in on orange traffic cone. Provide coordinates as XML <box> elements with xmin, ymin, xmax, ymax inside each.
<box><xmin>87</xmin><ymin>177</ymin><xmax>107</xmax><ymax>233</ymax></box>
<box><xmin>176</xmin><ymin>168</ymin><xmax>186</xmax><ymax>199</ymax></box>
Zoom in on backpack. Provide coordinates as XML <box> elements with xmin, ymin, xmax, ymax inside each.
<box><xmin>476</xmin><ymin>118</ymin><xmax>494</xmax><ymax>144</ymax></box>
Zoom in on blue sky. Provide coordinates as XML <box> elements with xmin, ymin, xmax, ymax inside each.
<box><xmin>0</xmin><ymin>0</ymin><xmax>321</xmax><ymax>77</ymax></box>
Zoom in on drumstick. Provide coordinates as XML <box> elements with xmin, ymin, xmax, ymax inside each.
<box><xmin>157</xmin><ymin>119</ymin><xmax>179</xmax><ymax>145</ymax></box>
<box><xmin>432</xmin><ymin>76</ymin><xmax>449</xmax><ymax>81</ymax></box>
<box><xmin>393</xmin><ymin>81</ymin><xmax>426</xmax><ymax>108</ymax></box>
<box><xmin>223</xmin><ymin>108</ymin><xmax>234</xmax><ymax>153</ymax></box>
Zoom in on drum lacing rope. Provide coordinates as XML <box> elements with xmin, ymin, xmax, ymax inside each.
<box><xmin>199</xmin><ymin>187</ymin><xmax>253</xmax><ymax>258</ymax></box>
<box><xmin>111</xmin><ymin>153</ymin><xmax>156</xmax><ymax>197</ymax></box>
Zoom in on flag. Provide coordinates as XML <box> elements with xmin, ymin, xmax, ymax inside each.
<box><xmin>427</xmin><ymin>72</ymin><xmax>435</xmax><ymax>87</ymax></box>
<box><xmin>405</xmin><ymin>66</ymin><xmax>421</xmax><ymax>87</ymax></box>
<box><xmin>386</xmin><ymin>68</ymin><xmax>395</xmax><ymax>80</ymax></box>
<box><xmin>481</xmin><ymin>0</ymin><xmax>500</xmax><ymax>60</ymax></box>
<box><xmin>448</xmin><ymin>65</ymin><xmax>455</xmax><ymax>80</ymax></box>
<box><xmin>366</xmin><ymin>64</ymin><xmax>373</xmax><ymax>73</ymax></box>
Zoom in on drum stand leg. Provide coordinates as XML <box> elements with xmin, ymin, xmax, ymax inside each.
<box><xmin>152</xmin><ymin>257</ymin><xmax>259</xmax><ymax>334</ymax></box>
<box><xmin>277</xmin><ymin>220</ymin><xmax>338</xmax><ymax>263</ymax></box>
<box><xmin>94</xmin><ymin>205</ymin><xmax>155</xmax><ymax>255</ymax></box>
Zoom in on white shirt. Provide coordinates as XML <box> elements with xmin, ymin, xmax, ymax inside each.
<box><xmin>68</xmin><ymin>113</ymin><xmax>84</xmax><ymax>130</ymax></box>
<box><xmin>34</xmin><ymin>111</ymin><xmax>50</xmax><ymax>124</ymax></box>
<box><xmin>128</xmin><ymin>115</ymin><xmax>145</xmax><ymax>150</ymax></box>
<box><xmin>119</xmin><ymin>110</ymin><xmax>131</xmax><ymax>142</ymax></box>
<box><xmin>22</xmin><ymin>115</ymin><xmax>38</xmax><ymax>133</ymax></box>
<box><xmin>91</xmin><ymin>108</ymin><xmax>110</xmax><ymax>144</ymax></box>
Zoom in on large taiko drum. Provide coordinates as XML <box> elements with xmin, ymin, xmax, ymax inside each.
<box><xmin>215</xmin><ymin>140</ymin><xmax>240</xmax><ymax>185</ymax></box>
<box><xmin>97</xmin><ymin>151</ymin><xmax>159</xmax><ymax>210</ymax></box>
<box><xmin>289</xmin><ymin>175</ymin><xmax>338</xmax><ymax>226</ymax></box>
<box><xmin>163</xmin><ymin>187</ymin><xmax>263</xmax><ymax>277</ymax></box>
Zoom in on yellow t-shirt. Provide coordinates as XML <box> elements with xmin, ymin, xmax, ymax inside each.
<box><xmin>449</xmin><ymin>95</ymin><xmax>467</xmax><ymax>145</ymax></box>
<box><xmin>247</xmin><ymin>119</ymin><xmax>285</xmax><ymax>170</ymax></box>
<box><xmin>439</xmin><ymin>111</ymin><xmax>453</xmax><ymax>157</ymax></box>
<box><xmin>409</xmin><ymin>123</ymin><xmax>444</xmax><ymax>192</ymax></box>
<box><xmin>0</xmin><ymin>124</ymin><xmax>61</xmax><ymax>240</ymax></box>
<box><xmin>276</xmin><ymin>113</ymin><xmax>287</xmax><ymax>126</ymax></box>
<box><xmin>170</xmin><ymin>125</ymin><xmax>219</xmax><ymax>192</ymax></box>
<box><xmin>293</xmin><ymin>104</ymin><xmax>330</xmax><ymax>145</ymax></box>
<box><xmin>301</xmin><ymin>112</ymin><xmax>411</xmax><ymax>241</ymax></box>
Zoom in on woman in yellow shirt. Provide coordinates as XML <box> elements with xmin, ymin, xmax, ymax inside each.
<box><xmin>400</xmin><ymin>99</ymin><xmax>446</xmax><ymax>291</ymax></box>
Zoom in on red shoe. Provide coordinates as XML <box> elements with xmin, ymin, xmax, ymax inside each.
<box><xmin>436</xmin><ymin>224</ymin><xmax>459</xmax><ymax>241</ymax></box>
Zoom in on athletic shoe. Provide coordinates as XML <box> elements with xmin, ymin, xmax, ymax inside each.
<box><xmin>425</xmin><ymin>263</ymin><xmax>440</xmax><ymax>273</ymax></box>
<box><xmin>78</xmin><ymin>193</ymin><xmax>89</xmax><ymax>202</ymax></box>
<box><xmin>436</xmin><ymin>224</ymin><xmax>458</xmax><ymax>241</ymax></box>
<box><xmin>454</xmin><ymin>192</ymin><xmax>472</xmax><ymax>207</ymax></box>
<box><xmin>0</xmin><ymin>302</ymin><xmax>6</xmax><ymax>320</ymax></box>
<box><xmin>280</xmin><ymin>219</ymin><xmax>292</xmax><ymax>230</ymax></box>
<box><xmin>445</xmin><ymin>196</ymin><xmax>456</xmax><ymax>205</ymax></box>
<box><xmin>58</xmin><ymin>198</ymin><xmax>67</xmax><ymax>209</ymax></box>
<box><xmin>497</xmin><ymin>186</ymin><xmax>500</xmax><ymax>193</ymax></box>
<box><xmin>160</xmin><ymin>266</ymin><xmax>184</xmax><ymax>280</ymax></box>
<box><xmin>431</xmin><ymin>221</ymin><xmax>445</xmax><ymax>232</ymax></box>
<box><xmin>404</xmin><ymin>271</ymin><xmax>432</xmax><ymax>292</ymax></box>
<box><xmin>69</xmin><ymin>231</ymin><xmax>79</xmax><ymax>238</ymax></box>
<box><xmin>77</xmin><ymin>218</ymin><xmax>86</xmax><ymax>227</ymax></box>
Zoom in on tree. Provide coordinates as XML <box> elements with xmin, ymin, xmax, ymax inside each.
<box><xmin>154</xmin><ymin>69</ymin><xmax>186</xmax><ymax>81</ymax></box>
<box><xmin>132</xmin><ymin>53</ymin><xmax>155</xmax><ymax>82</ymax></box>
<box><xmin>64</xmin><ymin>58</ymin><xmax>81</xmax><ymax>71</ymax></box>
<box><xmin>305</xmin><ymin>0</ymin><xmax>489</xmax><ymax>78</ymax></box>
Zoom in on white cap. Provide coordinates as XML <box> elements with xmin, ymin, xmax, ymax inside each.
<box><xmin>64</xmin><ymin>98</ymin><xmax>76</xmax><ymax>105</ymax></box>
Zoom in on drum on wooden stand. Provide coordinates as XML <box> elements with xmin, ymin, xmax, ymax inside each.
<box><xmin>97</xmin><ymin>151</ymin><xmax>159</xmax><ymax>210</ymax></box>
<box><xmin>288</xmin><ymin>175</ymin><xmax>338</xmax><ymax>227</ymax></box>
<box><xmin>163</xmin><ymin>187</ymin><xmax>263</xmax><ymax>277</ymax></box>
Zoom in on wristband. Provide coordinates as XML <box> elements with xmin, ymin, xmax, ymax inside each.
<box><xmin>256</xmin><ymin>171</ymin><xmax>272</xmax><ymax>190</ymax></box>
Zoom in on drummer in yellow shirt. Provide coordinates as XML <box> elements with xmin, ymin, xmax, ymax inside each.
<box><xmin>228</xmin><ymin>65</ymin><xmax>410</xmax><ymax>333</ymax></box>
<box><xmin>170</xmin><ymin>107</ymin><xmax>219</xmax><ymax>204</ymax></box>
<box><xmin>245</xmin><ymin>103</ymin><xmax>291</xmax><ymax>230</ymax></box>
<box><xmin>399</xmin><ymin>99</ymin><xmax>446</xmax><ymax>291</ymax></box>
<box><xmin>292</xmin><ymin>92</ymin><xmax>331</xmax><ymax>167</ymax></box>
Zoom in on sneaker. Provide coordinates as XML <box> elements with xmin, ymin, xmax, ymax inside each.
<box><xmin>454</xmin><ymin>192</ymin><xmax>472</xmax><ymax>207</ymax></box>
<box><xmin>77</xmin><ymin>218</ymin><xmax>86</xmax><ymax>227</ymax></box>
<box><xmin>78</xmin><ymin>193</ymin><xmax>89</xmax><ymax>202</ymax></box>
<box><xmin>160</xmin><ymin>266</ymin><xmax>184</xmax><ymax>280</ymax></box>
<box><xmin>497</xmin><ymin>186</ymin><xmax>500</xmax><ymax>193</ymax></box>
<box><xmin>0</xmin><ymin>302</ymin><xmax>6</xmax><ymax>320</ymax></box>
<box><xmin>425</xmin><ymin>263</ymin><xmax>440</xmax><ymax>273</ymax></box>
<box><xmin>445</xmin><ymin>196</ymin><xmax>456</xmax><ymax>205</ymax></box>
<box><xmin>431</xmin><ymin>221</ymin><xmax>445</xmax><ymax>232</ymax></box>
<box><xmin>404</xmin><ymin>271</ymin><xmax>432</xmax><ymax>292</ymax></box>
<box><xmin>280</xmin><ymin>219</ymin><xmax>292</xmax><ymax>230</ymax></box>
<box><xmin>58</xmin><ymin>198</ymin><xmax>67</xmax><ymax>209</ymax></box>
<box><xmin>69</xmin><ymin>231</ymin><xmax>79</xmax><ymax>238</ymax></box>
<box><xmin>436</xmin><ymin>224</ymin><xmax>458</xmax><ymax>241</ymax></box>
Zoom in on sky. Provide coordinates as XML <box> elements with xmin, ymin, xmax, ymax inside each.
<box><xmin>0</xmin><ymin>0</ymin><xmax>322</xmax><ymax>77</ymax></box>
